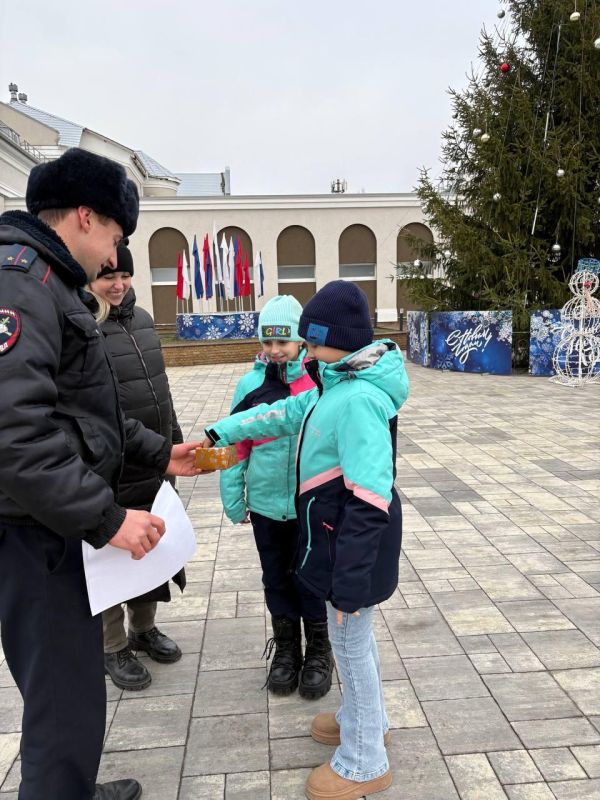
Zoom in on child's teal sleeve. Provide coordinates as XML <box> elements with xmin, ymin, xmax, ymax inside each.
<box><xmin>208</xmin><ymin>388</ymin><xmax>317</xmax><ymax>445</ymax></box>
<box><xmin>219</xmin><ymin>378</ymin><xmax>251</xmax><ymax>524</ymax></box>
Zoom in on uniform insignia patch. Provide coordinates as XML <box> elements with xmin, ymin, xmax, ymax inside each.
<box><xmin>0</xmin><ymin>308</ymin><xmax>21</xmax><ymax>355</ymax></box>
<box><xmin>0</xmin><ymin>245</ymin><xmax>36</xmax><ymax>271</ymax></box>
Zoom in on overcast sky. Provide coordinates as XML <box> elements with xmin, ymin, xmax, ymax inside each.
<box><xmin>1</xmin><ymin>0</ymin><xmax>500</xmax><ymax>195</ymax></box>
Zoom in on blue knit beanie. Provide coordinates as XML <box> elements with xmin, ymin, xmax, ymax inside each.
<box><xmin>258</xmin><ymin>295</ymin><xmax>303</xmax><ymax>341</ymax></box>
<box><xmin>298</xmin><ymin>280</ymin><xmax>373</xmax><ymax>352</ymax></box>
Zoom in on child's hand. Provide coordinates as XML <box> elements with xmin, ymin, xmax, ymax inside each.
<box><xmin>335</xmin><ymin>610</ymin><xmax>361</xmax><ymax>625</ymax></box>
<box><xmin>201</xmin><ymin>436</ymin><xmax>215</xmax><ymax>449</ymax></box>
<box><xmin>240</xmin><ymin>513</ymin><xmax>251</xmax><ymax>524</ymax></box>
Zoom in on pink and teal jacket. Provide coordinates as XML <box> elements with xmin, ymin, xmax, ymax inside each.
<box><xmin>210</xmin><ymin>341</ymin><xmax>409</xmax><ymax>613</ymax></box>
<box><xmin>219</xmin><ymin>349</ymin><xmax>315</xmax><ymax>524</ymax></box>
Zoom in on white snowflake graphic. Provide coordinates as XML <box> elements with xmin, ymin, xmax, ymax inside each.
<box><xmin>497</xmin><ymin>318</ymin><xmax>512</xmax><ymax>343</ymax></box>
<box><xmin>237</xmin><ymin>313</ymin><xmax>257</xmax><ymax>335</ymax></box>
<box><xmin>204</xmin><ymin>324</ymin><xmax>222</xmax><ymax>340</ymax></box>
<box><xmin>224</xmin><ymin>315</ymin><xmax>236</xmax><ymax>326</ymax></box>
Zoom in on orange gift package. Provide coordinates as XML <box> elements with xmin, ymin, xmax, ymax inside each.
<box><xmin>195</xmin><ymin>445</ymin><xmax>239</xmax><ymax>471</ymax></box>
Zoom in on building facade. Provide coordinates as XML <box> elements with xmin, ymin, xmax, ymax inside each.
<box><xmin>1</xmin><ymin>87</ymin><xmax>437</xmax><ymax>325</ymax></box>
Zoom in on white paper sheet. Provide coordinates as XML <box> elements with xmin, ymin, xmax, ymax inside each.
<box><xmin>82</xmin><ymin>481</ymin><xmax>196</xmax><ymax>616</ymax></box>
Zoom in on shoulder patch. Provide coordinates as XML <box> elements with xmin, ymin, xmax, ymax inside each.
<box><xmin>0</xmin><ymin>245</ymin><xmax>37</xmax><ymax>271</ymax></box>
<box><xmin>0</xmin><ymin>308</ymin><xmax>21</xmax><ymax>355</ymax></box>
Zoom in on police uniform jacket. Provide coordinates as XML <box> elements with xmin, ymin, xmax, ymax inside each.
<box><xmin>0</xmin><ymin>211</ymin><xmax>171</xmax><ymax>548</ymax></box>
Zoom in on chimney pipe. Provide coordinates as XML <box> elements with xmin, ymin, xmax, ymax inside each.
<box><xmin>17</xmin><ymin>92</ymin><xmax>27</xmax><ymax>103</ymax></box>
<box><xmin>8</xmin><ymin>83</ymin><xmax>18</xmax><ymax>101</ymax></box>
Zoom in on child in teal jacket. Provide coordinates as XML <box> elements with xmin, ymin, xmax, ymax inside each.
<box><xmin>205</xmin><ymin>281</ymin><xmax>409</xmax><ymax>800</ymax></box>
<box><xmin>220</xmin><ymin>295</ymin><xmax>333</xmax><ymax>699</ymax></box>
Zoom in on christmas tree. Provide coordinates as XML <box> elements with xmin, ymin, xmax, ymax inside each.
<box><xmin>400</xmin><ymin>0</ymin><xmax>600</xmax><ymax>346</ymax></box>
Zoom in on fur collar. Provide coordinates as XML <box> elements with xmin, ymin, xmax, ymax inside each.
<box><xmin>0</xmin><ymin>210</ymin><xmax>88</xmax><ymax>287</ymax></box>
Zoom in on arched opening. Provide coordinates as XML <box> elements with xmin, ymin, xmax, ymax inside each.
<box><xmin>396</xmin><ymin>223</ymin><xmax>434</xmax><ymax>322</ymax></box>
<box><xmin>338</xmin><ymin>224</ymin><xmax>377</xmax><ymax>315</ymax></box>
<box><xmin>276</xmin><ymin>225</ymin><xmax>316</xmax><ymax>305</ymax></box>
<box><xmin>148</xmin><ymin>227</ymin><xmax>189</xmax><ymax>325</ymax></box>
<box><xmin>216</xmin><ymin>226</ymin><xmax>255</xmax><ymax>312</ymax></box>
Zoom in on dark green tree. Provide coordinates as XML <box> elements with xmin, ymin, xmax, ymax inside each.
<box><xmin>399</xmin><ymin>0</ymin><xmax>600</xmax><ymax>334</ymax></box>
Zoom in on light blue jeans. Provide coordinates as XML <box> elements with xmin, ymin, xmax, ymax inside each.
<box><xmin>327</xmin><ymin>602</ymin><xmax>390</xmax><ymax>782</ymax></box>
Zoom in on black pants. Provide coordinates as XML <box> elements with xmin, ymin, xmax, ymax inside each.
<box><xmin>250</xmin><ymin>512</ymin><xmax>326</xmax><ymax>622</ymax></box>
<box><xmin>0</xmin><ymin>524</ymin><xmax>105</xmax><ymax>800</ymax></box>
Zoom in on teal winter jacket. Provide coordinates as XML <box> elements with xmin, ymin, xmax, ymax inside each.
<box><xmin>219</xmin><ymin>350</ymin><xmax>315</xmax><ymax>523</ymax></box>
<box><xmin>209</xmin><ymin>341</ymin><xmax>410</xmax><ymax>612</ymax></box>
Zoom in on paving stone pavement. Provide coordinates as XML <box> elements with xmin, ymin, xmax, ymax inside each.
<box><xmin>1</xmin><ymin>360</ymin><xmax>600</xmax><ymax>799</ymax></box>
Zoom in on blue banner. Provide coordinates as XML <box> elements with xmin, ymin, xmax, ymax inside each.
<box><xmin>407</xmin><ymin>311</ymin><xmax>430</xmax><ymax>366</ymax></box>
<box><xmin>529</xmin><ymin>309</ymin><xmax>600</xmax><ymax>377</ymax></box>
<box><xmin>529</xmin><ymin>310</ymin><xmax>562</xmax><ymax>376</ymax></box>
<box><xmin>429</xmin><ymin>310</ymin><xmax>512</xmax><ymax>375</ymax></box>
<box><xmin>176</xmin><ymin>312</ymin><xmax>258</xmax><ymax>341</ymax></box>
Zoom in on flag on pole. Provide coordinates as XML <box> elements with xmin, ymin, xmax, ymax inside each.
<box><xmin>242</xmin><ymin>253</ymin><xmax>251</xmax><ymax>297</ymax></box>
<box><xmin>228</xmin><ymin>238</ymin><xmax>236</xmax><ymax>299</ymax></box>
<box><xmin>234</xmin><ymin>238</ymin><xmax>242</xmax><ymax>298</ymax></box>
<box><xmin>203</xmin><ymin>235</ymin><xmax>213</xmax><ymax>299</ymax></box>
<box><xmin>192</xmin><ymin>235</ymin><xmax>204</xmax><ymax>299</ymax></box>
<box><xmin>233</xmin><ymin>235</ymin><xmax>239</xmax><ymax>296</ymax></box>
<box><xmin>221</xmin><ymin>234</ymin><xmax>232</xmax><ymax>299</ymax></box>
<box><xmin>255</xmin><ymin>250</ymin><xmax>265</xmax><ymax>297</ymax></box>
<box><xmin>182</xmin><ymin>250</ymin><xmax>191</xmax><ymax>300</ymax></box>
<box><xmin>259</xmin><ymin>251</ymin><xmax>265</xmax><ymax>297</ymax></box>
<box><xmin>176</xmin><ymin>250</ymin><xmax>184</xmax><ymax>300</ymax></box>
<box><xmin>212</xmin><ymin>222</ymin><xmax>224</xmax><ymax>298</ymax></box>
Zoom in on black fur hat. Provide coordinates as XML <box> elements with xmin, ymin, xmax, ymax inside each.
<box><xmin>26</xmin><ymin>147</ymin><xmax>139</xmax><ymax>236</ymax></box>
<box><xmin>96</xmin><ymin>239</ymin><xmax>134</xmax><ymax>279</ymax></box>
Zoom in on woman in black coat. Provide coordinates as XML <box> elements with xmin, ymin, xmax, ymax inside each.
<box><xmin>89</xmin><ymin>242</ymin><xmax>185</xmax><ymax>691</ymax></box>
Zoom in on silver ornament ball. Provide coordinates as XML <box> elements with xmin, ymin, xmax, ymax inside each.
<box><xmin>493</xmin><ymin>192</ymin><xmax>502</xmax><ymax>202</ymax></box>
<box><xmin>480</xmin><ymin>132</ymin><xmax>491</xmax><ymax>142</ymax></box>
<box><xmin>595</xmin><ymin>37</ymin><xmax>600</xmax><ymax>50</ymax></box>
<box><xmin>556</xmin><ymin>168</ymin><xmax>565</xmax><ymax>178</ymax></box>
<box><xmin>551</xmin><ymin>243</ymin><xmax>561</xmax><ymax>253</ymax></box>
<box><xmin>497</xmin><ymin>10</ymin><xmax>505</xmax><ymax>19</ymax></box>
<box><xmin>473</xmin><ymin>128</ymin><xmax>482</xmax><ymax>138</ymax></box>
<box><xmin>570</xmin><ymin>11</ymin><xmax>581</xmax><ymax>22</ymax></box>
<box><xmin>443</xmin><ymin>249</ymin><xmax>452</xmax><ymax>259</ymax></box>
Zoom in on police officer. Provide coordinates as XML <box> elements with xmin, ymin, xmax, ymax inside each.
<box><xmin>0</xmin><ymin>148</ymin><xmax>203</xmax><ymax>800</ymax></box>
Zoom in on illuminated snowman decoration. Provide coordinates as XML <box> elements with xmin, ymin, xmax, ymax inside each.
<box><xmin>551</xmin><ymin>258</ymin><xmax>600</xmax><ymax>387</ymax></box>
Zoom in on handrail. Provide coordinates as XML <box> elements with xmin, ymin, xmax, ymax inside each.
<box><xmin>0</xmin><ymin>122</ymin><xmax>45</xmax><ymax>162</ymax></box>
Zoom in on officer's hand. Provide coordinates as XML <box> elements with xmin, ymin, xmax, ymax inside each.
<box><xmin>167</xmin><ymin>441</ymin><xmax>207</xmax><ymax>476</ymax></box>
<box><xmin>109</xmin><ymin>510</ymin><xmax>166</xmax><ymax>560</ymax></box>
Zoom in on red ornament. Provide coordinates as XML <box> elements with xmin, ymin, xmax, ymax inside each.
<box><xmin>500</xmin><ymin>62</ymin><xmax>510</xmax><ymax>73</ymax></box>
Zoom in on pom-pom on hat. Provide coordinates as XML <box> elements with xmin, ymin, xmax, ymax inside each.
<box><xmin>258</xmin><ymin>295</ymin><xmax>303</xmax><ymax>341</ymax></box>
<box><xmin>26</xmin><ymin>147</ymin><xmax>139</xmax><ymax>237</ymax></box>
<box><xmin>298</xmin><ymin>280</ymin><xmax>373</xmax><ymax>353</ymax></box>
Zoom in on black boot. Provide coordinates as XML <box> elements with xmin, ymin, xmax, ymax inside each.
<box><xmin>104</xmin><ymin>646</ymin><xmax>152</xmax><ymax>691</ymax></box>
<box><xmin>129</xmin><ymin>627</ymin><xmax>182</xmax><ymax>664</ymax></box>
<box><xmin>263</xmin><ymin>616</ymin><xmax>303</xmax><ymax>696</ymax></box>
<box><xmin>94</xmin><ymin>778</ymin><xmax>142</xmax><ymax>799</ymax></box>
<box><xmin>299</xmin><ymin>620</ymin><xmax>333</xmax><ymax>700</ymax></box>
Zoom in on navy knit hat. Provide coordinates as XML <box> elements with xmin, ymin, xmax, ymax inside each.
<box><xmin>298</xmin><ymin>280</ymin><xmax>373</xmax><ymax>352</ymax></box>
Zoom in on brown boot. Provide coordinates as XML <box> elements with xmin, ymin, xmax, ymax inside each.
<box><xmin>310</xmin><ymin>712</ymin><xmax>391</xmax><ymax>747</ymax></box>
<box><xmin>305</xmin><ymin>763</ymin><xmax>392</xmax><ymax>800</ymax></box>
